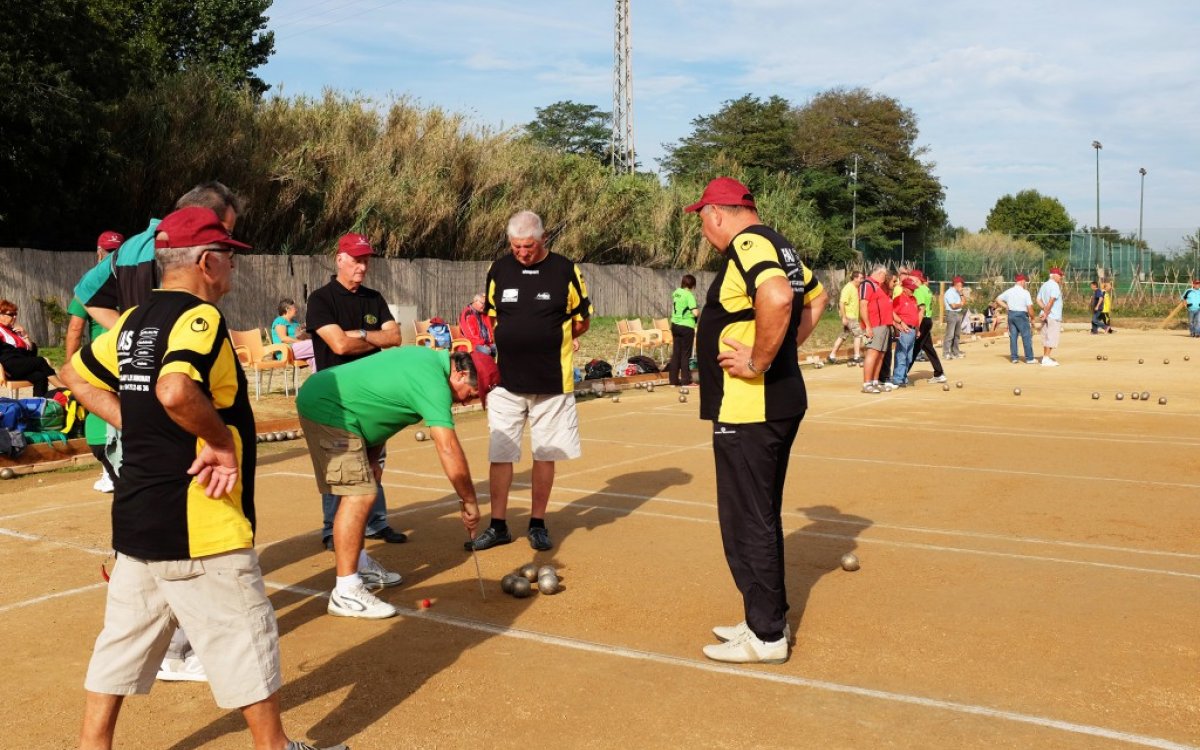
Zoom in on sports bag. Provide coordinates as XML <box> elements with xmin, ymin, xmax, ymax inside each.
<box><xmin>584</xmin><ymin>359</ymin><xmax>613</xmax><ymax>380</ymax></box>
<box><xmin>20</xmin><ymin>398</ymin><xmax>66</xmax><ymax>433</ymax></box>
<box><xmin>0</xmin><ymin>398</ymin><xmax>24</xmax><ymax>431</ymax></box>
<box><xmin>628</xmin><ymin>355</ymin><xmax>659</xmax><ymax>374</ymax></box>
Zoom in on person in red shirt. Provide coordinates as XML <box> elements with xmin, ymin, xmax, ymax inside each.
<box><xmin>890</xmin><ymin>277</ymin><xmax>921</xmax><ymax>387</ymax></box>
<box><xmin>458</xmin><ymin>292</ymin><xmax>495</xmax><ymax>356</ymax></box>
<box><xmin>857</xmin><ymin>265</ymin><xmax>893</xmax><ymax>393</ymax></box>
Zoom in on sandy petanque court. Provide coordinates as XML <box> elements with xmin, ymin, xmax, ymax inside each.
<box><xmin>2</xmin><ymin>328</ymin><xmax>1198</xmax><ymax>749</ymax></box>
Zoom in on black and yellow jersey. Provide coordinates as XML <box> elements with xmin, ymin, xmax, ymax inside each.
<box><xmin>697</xmin><ymin>225</ymin><xmax>824</xmax><ymax>424</ymax></box>
<box><xmin>485</xmin><ymin>252</ymin><xmax>591</xmax><ymax>394</ymax></box>
<box><xmin>72</xmin><ymin>290</ymin><xmax>256</xmax><ymax>560</ymax></box>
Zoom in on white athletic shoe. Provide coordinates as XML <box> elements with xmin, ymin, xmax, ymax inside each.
<box><xmin>712</xmin><ymin>620</ymin><xmax>792</xmax><ymax>645</ymax></box>
<box><xmin>157</xmin><ymin>654</ymin><xmax>208</xmax><ymax>682</ymax></box>
<box><xmin>358</xmin><ymin>553</ymin><xmax>403</xmax><ymax>588</ymax></box>
<box><xmin>1041</xmin><ymin>357</ymin><xmax>1059</xmax><ymax>367</ymax></box>
<box><xmin>93</xmin><ymin>471</ymin><xmax>114</xmax><ymax>493</ymax></box>
<box><xmin>928</xmin><ymin>375</ymin><xmax>948</xmax><ymax>384</ymax></box>
<box><xmin>880</xmin><ymin>382</ymin><xmax>897</xmax><ymax>392</ymax></box>
<box><xmin>702</xmin><ymin>629</ymin><xmax>789</xmax><ymax>664</ymax></box>
<box><xmin>328</xmin><ymin>583</ymin><xmax>397</xmax><ymax>619</ymax></box>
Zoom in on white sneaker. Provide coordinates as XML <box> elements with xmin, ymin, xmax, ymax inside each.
<box><xmin>1041</xmin><ymin>357</ymin><xmax>1059</xmax><ymax>367</ymax></box>
<box><xmin>928</xmin><ymin>375</ymin><xmax>947</xmax><ymax>383</ymax></box>
<box><xmin>702</xmin><ymin>629</ymin><xmax>789</xmax><ymax>664</ymax></box>
<box><xmin>93</xmin><ymin>472</ymin><xmax>114</xmax><ymax>493</ymax></box>
<box><xmin>157</xmin><ymin>654</ymin><xmax>208</xmax><ymax>682</ymax></box>
<box><xmin>712</xmin><ymin>620</ymin><xmax>792</xmax><ymax>644</ymax></box>
<box><xmin>358</xmin><ymin>553</ymin><xmax>403</xmax><ymax>587</ymax></box>
<box><xmin>881</xmin><ymin>382</ymin><xmax>897</xmax><ymax>392</ymax></box>
<box><xmin>328</xmin><ymin>583</ymin><xmax>397</xmax><ymax>619</ymax></box>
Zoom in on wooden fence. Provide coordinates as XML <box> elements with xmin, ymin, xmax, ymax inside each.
<box><xmin>0</xmin><ymin>247</ymin><xmax>842</xmax><ymax>345</ymax></box>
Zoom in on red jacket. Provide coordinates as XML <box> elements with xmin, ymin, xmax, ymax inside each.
<box><xmin>894</xmin><ymin>292</ymin><xmax>921</xmax><ymax>327</ymax></box>
<box><xmin>458</xmin><ymin>305</ymin><xmax>494</xmax><ymax>348</ymax></box>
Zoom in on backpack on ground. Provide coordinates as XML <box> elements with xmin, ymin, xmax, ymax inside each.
<box><xmin>0</xmin><ymin>428</ymin><xmax>26</xmax><ymax>458</ymax></box>
<box><xmin>584</xmin><ymin>359</ymin><xmax>613</xmax><ymax>380</ymax></box>
<box><xmin>47</xmin><ymin>388</ymin><xmax>86</xmax><ymax>438</ymax></box>
<box><xmin>19</xmin><ymin>398</ymin><xmax>65</xmax><ymax>433</ymax></box>
<box><xmin>0</xmin><ymin>398</ymin><xmax>25</xmax><ymax>431</ymax></box>
<box><xmin>628</xmin><ymin>355</ymin><xmax>659</xmax><ymax>374</ymax></box>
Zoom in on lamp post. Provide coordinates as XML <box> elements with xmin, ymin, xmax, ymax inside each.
<box><xmin>1138</xmin><ymin>167</ymin><xmax>1147</xmax><ymax>279</ymax></box>
<box><xmin>1092</xmin><ymin>140</ymin><xmax>1102</xmax><ymax>273</ymax></box>
<box><xmin>850</xmin><ymin>153</ymin><xmax>858</xmax><ymax>252</ymax></box>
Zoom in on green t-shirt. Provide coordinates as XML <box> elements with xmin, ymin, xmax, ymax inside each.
<box><xmin>69</xmin><ymin>297</ymin><xmax>111</xmax><ymax>445</ymax></box>
<box><xmin>838</xmin><ymin>281</ymin><xmax>860</xmax><ymax>320</ymax></box>
<box><xmin>914</xmin><ymin>285</ymin><xmax>933</xmax><ymax>320</ymax></box>
<box><xmin>670</xmin><ymin>288</ymin><xmax>698</xmax><ymax>328</ymax></box>
<box><xmin>296</xmin><ymin>346</ymin><xmax>455</xmax><ymax>446</ymax></box>
<box><xmin>68</xmin><ymin>297</ymin><xmax>106</xmax><ymax>341</ymax></box>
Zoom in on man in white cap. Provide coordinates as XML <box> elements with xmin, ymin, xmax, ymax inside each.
<box><xmin>1036</xmin><ymin>268</ymin><xmax>1064</xmax><ymax>366</ymax></box>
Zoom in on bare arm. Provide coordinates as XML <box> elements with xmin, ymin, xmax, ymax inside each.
<box><xmin>795</xmin><ymin>290</ymin><xmax>828</xmax><ymax>347</ymax></box>
<box><xmin>85</xmin><ymin>306</ymin><xmax>119</xmax><ymax>330</ymax></box>
<box><xmin>157</xmin><ymin>373</ymin><xmax>238</xmax><ymax>498</ymax></box>
<box><xmin>273</xmin><ymin>323</ymin><xmax>297</xmax><ymax>345</ymax></box>
<box><xmin>718</xmin><ymin>276</ymin><xmax>793</xmax><ymax>378</ymax></box>
<box><xmin>59</xmin><ymin>359</ymin><xmax>121</xmax><ymax>429</ymax></box>
<box><xmin>571</xmin><ymin>318</ymin><xmax>590</xmax><ymax>338</ymax></box>
<box><xmin>64</xmin><ymin>316</ymin><xmax>87</xmax><ymax>362</ymax></box>
<box><xmin>429</xmin><ymin>426</ymin><xmax>480</xmax><ymax>535</ymax></box>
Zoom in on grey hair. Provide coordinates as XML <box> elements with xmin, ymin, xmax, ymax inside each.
<box><xmin>506</xmin><ymin>210</ymin><xmax>544</xmax><ymax>240</ymax></box>
<box><xmin>156</xmin><ymin>244</ymin><xmax>219</xmax><ymax>274</ymax></box>
<box><xmin>869</xmin><ymin>264</ymin><xmax>887</xmax><ymax>276</ymax></box>
<box><xmin>175</xmin><ymin>180</ymin><xmax>244</xmax><ymax>216</ymax></box>
<box><xmin>449</xmin><ymin>351</ymin><xmax>478</xmax><ymax>387</ymax></box>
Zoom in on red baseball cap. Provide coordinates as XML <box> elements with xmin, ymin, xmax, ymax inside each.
<box><xmin>97</xmin><ymin>231</ymin><xmax>124</xmax><ymax>251</ymax></box>
<box><xmin>337</xmin><ymin>233</ymin><xmax>375</xmax><ymax>257</ymax></box>
<box><xmin>469</xmin><ymin>351</ymin><xmax>500</xmax><ymax>407</ymax></box>
<box><xmin>910</xmin><ymin>269</ymin><xmax>926</xmax><ymax>282</ymax></box>
<box><xmin>1049</xmin><ymin>267</ymin><xmax>1064</xmax><ymax>276</ymax></box>
<box><xmin>901</xmin><ymin>276</ymin><xmax>919</xmax><ymax>291</ymax></box>
<box><xmin>154</xmin><ymin>207</ymin><xmax>251</xmax><ymax>251</ymax></box>
<box><xmin>953</xmin><ymin>276</ymin><xmax>965</xmax><ymax>284</ymax></box>
<box><xmin>684</xmin><ymin>177</ymin><xmax>756</xmax><ymax>213</ymax></box>
<box><xmin>1015</xmin><ymin>273</ymin><xmax>1028</xmax><ymax>282</ymax></box>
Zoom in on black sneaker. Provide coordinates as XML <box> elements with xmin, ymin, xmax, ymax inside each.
<box><xmin>322</xmin><ymin>536</ymin><xmax>334</xmax><ymax>551</ymax></box>
<box><xmin>366</xmin><ymin>527</ymin><xmax>408</xmax><ymax>543</ymax></box>
<box><xmin>528</xmin><ymin>526</ymin><xmax>553</xmax><ymax>551</ymax></box>
<box><xmin>464</xmin><ymin>525</ymin><xmax>513</xmax><ymax>551</ymax></box>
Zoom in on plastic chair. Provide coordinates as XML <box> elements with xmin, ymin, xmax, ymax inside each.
<box><xmin>652</xmin><ymin>318</ymin><xmax>673</xmax><ymax>360</ymax></box>
<box><xmin>614</xmin><ymin>319</ymin><xmax>646</xmax><ymax>362</ymax></box>
<box><xmin>413</xmin><ymin>319</ymin><xmax>434</xmax><ymax>348</ymax></box>
<box><xmin>448</xmin><ymin>324</ymin><xmax>473</xmax><ymax>352</ymax></box>
<box><xmin>230</xmin><ymin>329</ymin><xmax>292</xmax><ymax>399</ymax></box>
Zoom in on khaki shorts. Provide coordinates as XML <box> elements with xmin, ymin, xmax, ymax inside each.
<box><xmin>1042</xmin><ymin>317</ymin><xmax>1061</xmax><ymax>347</ymax></box>
<box><xmin>300</xmin><ymin>417</ymin><xmax>383</xmax><ymax>496</ymax></box>
<box><xmin>866</xmin><ymin>325</ymin><xmax>891</xmax><ymax>352</ymax></box>
<box><xmin>842</xmin><ymin>320</ymin><xmax>865</xmax><ymax>338</ymax></box>
<box><xmin>85</xmin><ymin>549</ymin><xmax>280</xmax><ymax>709</ymax></box>
<box><xmin>488</xmin><ymin>388</ymin><xmax>581</xmax><ymax>463</ymax></box>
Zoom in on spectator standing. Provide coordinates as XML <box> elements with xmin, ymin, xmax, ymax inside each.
<box><xmin>684</xmin><ymin>177</ymin><xmax>827</xmax><ymax>664</ymax></box>
<box><xmin>62</xmin><ymin>207</ymin><xmax>344</xmax><ymax>750</ymax></box>
<box><xmin>667</xmin><ymin>274</ymin><xmax>699</xmax><ymax>386</ymax></box>
<box><xmin>1037</xmin><ymin>268</ymin><xmax>1064</xmax><ymax>366</ymax></box>
<box><xmin>1183</xmin><ymin>278</ymin><xmax>1200</xmax><ymax>338</ymax></box>
<box><xmin>891</xmin><ymin>277</ymin><xmax>921</xmax><ymax>387</ymax></box>
<box><xmin>858</xmin><ymin>265</ymin><xmax>893</xmax><ymax>393</ymax></box>
<box><xmin>909</xmin><ymin>270</ymin><xmax>946</xmax><ymax>382</ymax></box>
<box><xmin>466</xmin><ymin>210</ymin><xmax>592</xmax><ymax>552</ymax></box>
<box><xmin>826</xmin><ymin>270</ymin><xmax>864</xmax><ymax>364</ymax></box>
<box><xmin>1101</xmin><ymin>280</ymin><xmax>1115</xmax><ymax>333</ymax></box>
<box><xmin>296</xmin><ymin>348</ymin><xmax>497</xmax><ymax>619</ymax></box>
<box><xmin>306</xmin><ymin>233</ymin><xmax>406</xmax><ymax>550</ymax></box>
<box><xmin>458</xmin><ymin>292</ymin><xmax>496</xmax><ymax>356</ymax></box>
<box><xmin>942</xmin><ymin>277</ymin><xmax>966</xmax><ymax>359</ymax></box>
<box><xmin>1089</xmin><ymin>281</ymin><xmax>1105</xmax><ymax>334</ymax></box>
<box><xmin>995</xmin><ymin>274</ymin><xmax>1036</xmax><ymax>364</ymax></box>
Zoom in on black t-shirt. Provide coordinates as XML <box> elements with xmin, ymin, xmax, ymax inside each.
<box><xmin>485</xmin><ymin>252</ymin><xmax>591</xmax><ymax>394</ymax></box>
<box><xmin>306</xmin><ymin>277</ymin><xmax>395</xmax><ymax>370</ymax></box>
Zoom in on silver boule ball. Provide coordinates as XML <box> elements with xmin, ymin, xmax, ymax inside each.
<box><xmin>840</xmin><ymin>552</ymin><xmax>860</xmax><ymax>572</ymax></box>
<box><xmin>1091</xmin><ymin>392</ymin><xmax>1100</xmax><ymax>400</ymax></box>
<box><xmin>1141</xmin><ymin>391</ymin><xmax>1150</xmax><ymax>401</ymax></box>
<box><xmin>942</xmin><ymin>384</ymin><xmax>950</xmax><ymax>391</ymax></box>
<box><xmin>1185</xmin><ymin>355</ymin><xmax>1190</xmax><ymax>362</ymax></box>
<box><xmin>611</xmin><ymin>395</ymin><xmax>620</xmax><ymax>403</ymax></box>
<box><xmin>647</xmin><ymin>383</ymin><xmax>655</xmax><ymax>393</ymax></box>
<box><xmin>537</xmin><ymin>573</ymin><xmax>560</xmax><ymax>595</ymax></box>
<box><xmin>1013</xmin><ymin>388</ymin><xmax>1021</xmax><ymax>396</ymax></box>
<box><xmin>1163</xmin><ymin>359</ymin><xmax>1169</xmax><ymax>365</ymax></box>
<box><xmin>510</xmin><ymin>577</ymin><xmax>533</xmax><ymax>598</ymax></box>
<box><xmin>1115</xmin><ymin>392</ymin><xmax>1124</xmax><ymax>400</ymax></box>
<box><xmin>501</xmin><ymin>574</ymin><xmax>519</xmax><ymax>594</ymax></box>
<box><xmin>1096</xmin><ymin>354</ymin><xmax>1102</xmax><ymax>361</ymax></box>
<box><xmin>518</xmin><ymin>562</ymin><xmax>539</xmax><ymax>582</ymax></box>
<box><xmin>265</xmin><ymin>432</ymin><xmax>276</xmax><ymax>442</ymax></box>
<box><xmin>1158</xmin><ymin>397</ymin><xmax>1167</xmax><ymax>405</ymax></box>
<box><xmin>0</xmin><ymin>467</ymin><xmax>14</xmax><ymax>480</ymax></box>
<box><xmin>536</xmin><ymin>565</ymin><xmax>556</xmax><ymax>579</ymax></box>
<box><xmin>1138</xmin><ymin>359</ymin><xmax>1144</xmax><ymax>364</ymax></box>
<box><xmin>955</xmin><ymin>381</ymin><xmax>963</xmax><ymax>389</ymax></box>
<box><xmin>679</xmin><ymin>395</ymin><xmax>687</xmax><ymax>403</ymax></box>
<box><xmin>1103</xmin><ymin>355</ymin><xmax>1109</xmax><ymax>361</ymax></box>
<box><xmin>1131</xmin><ymin>392</ymin><xmax>1140</xmax><ymax>401</ymax></box>
<box><xmin>414</xmin><ymin>430</ymin><xmax>426</xmax><ymax>442</ymax></box>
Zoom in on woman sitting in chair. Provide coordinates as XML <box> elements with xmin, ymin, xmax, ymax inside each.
<box><xmin>271</xmin><ymin>298</ymin><xmax>315</xmax><ymax>370</ymax></box>
<box><xmin>0</xmin><ymin>299</ymin><xmax>63</xmax><ymax>397</ymax></box>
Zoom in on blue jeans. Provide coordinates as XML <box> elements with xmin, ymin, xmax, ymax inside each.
<box><xmin>891</xmin><ymin>329</ymin><xmax>917</xmax><ymax>385</ymax></box>
<box><xmin>322</xmin><ymin>486</ymin><xmax>391</xmax><ymax>541</ymax></box>
<box><xmin>1189</xmin><ymin>309</ymin><xmax>1200</xmax><ymax>337</ymax></box>
<box><xmin>1091</xmin><ymin>308</ymin><xmax>1105</xmax><ymax>333</ymax></box>
<box><xmin>1008</xmin><ymin>312</ymin><xmax>1034</xmax><ymax>361</ymax></box>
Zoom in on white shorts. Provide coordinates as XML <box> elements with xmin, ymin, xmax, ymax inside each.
<box><xmin>487</xmin><ymin>388</ymin><xmax>581</xmax><ymax>463</ymax></box>
<box><xmin>1042</xmin><ymin>317</ymin><xmax>1061</xmax><ymax>347</ymax></box>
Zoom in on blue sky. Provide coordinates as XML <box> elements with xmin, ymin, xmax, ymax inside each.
<box><xmin>259</xmin><ymin>0</ymin><xmax>1199</xmax><ymax>252</ymax></box>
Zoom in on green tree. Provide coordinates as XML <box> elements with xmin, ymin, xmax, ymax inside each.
<box><xmin>525</xmin><ymin>101</ymin><xmax>612</xmax><ymax>162</ymax></box>
<box><xmin>985</xmin><ymin>189</ymin><xmax>1075</xmax><ymax>256</ymax></box>
<box><xmin>661</xmin><ymin>94</ymin><xmax>798</xmax><ymax>177</ymax></box>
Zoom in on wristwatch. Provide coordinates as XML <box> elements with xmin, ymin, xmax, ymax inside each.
<box><xmin>359</xmin><ymin>328</ymin><xmax>367</xmax><ymax>340</ymax></box>
<box><xmin>747</xmin><ymin>358</ymin><xmax>770</xmax><ymax>375</ymax></box>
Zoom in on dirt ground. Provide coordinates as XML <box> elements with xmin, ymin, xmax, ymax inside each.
<box><xmin>3</xmin><ymin>328</ymin><xmax>1199</xmax><ymax>749</ymax></box>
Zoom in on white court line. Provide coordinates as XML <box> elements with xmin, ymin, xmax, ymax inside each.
<box><xmin>0</xmin><ymin>527</ymin><xmax>109</xmax><ymax>556</ymax></box>
<box><xmin>0</xmin><ymin>582</ymin><xmax>106</xmax><ymax>614</ymax></box>
<box><xmin>260</xmin><ymin>580</ymin><xmax>1196</xmax><ymax>750</ymax></box>
<box><xmin>809</xmin><ymin>415</ymin><xmax>1200</xmax><ymax>448</ymax></box>
<box><xmin>377</xmin><ymin>468</ymin><xmax>1200</xmax><ymax>561</ymax></box>
<box><xmin>0</xmin><ymin>499</ymin><xmax>110</xmax><ymax>522</ymax></box>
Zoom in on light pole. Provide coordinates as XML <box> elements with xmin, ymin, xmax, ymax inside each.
<box><xmin>850</xmin><ymin>153</ymin><xmax>858</xmax><ymax>252</ymax></box>
<box><xmin>1138</xmin><ymin>167</ymin><xmax>1147</xmax><ymax>279</ymax></box>
<box><xmin>1092</xmin><ymin>140</ymin><xmax>1102</xmax><ymax>274</ymax></box>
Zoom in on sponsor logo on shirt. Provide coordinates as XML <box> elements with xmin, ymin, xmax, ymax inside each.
<box><xmin>522</xmin><ymin>269</ymin><xmax>540</xmax><ymax>275</ymax></box>
<box><xmin>536</xmin><ymin>292</ymin><xmax>550</xmax><ymax>300</ymax></box>
<box><xmin>364</xmin><ymin>314</ymin><xmax>378</xmax><ymax>325</ymax></box>
<box><xmin>501</xmin><ymin>288</ymin><xmax>519</xmax><ymax>303</ymax></box>
<box><xmin>190</xmin><ymin>317</ymin><xmax>209</xmax><ymax>333</ymax></box>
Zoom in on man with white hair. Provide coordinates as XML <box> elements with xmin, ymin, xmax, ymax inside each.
<box><xmin>1036</xmin><ymin>268</ymin><xmax>1064</xmax><ymax>366</ymax></box>
<box><xmin>995</xmin><ymin>274</ymin><xmax>1036</xmax><ymax>364</ymax></box>
<box><xmin>466</xmin><ymin>210</ymin><xmax>592</xmax><ymax>552</ymax></box>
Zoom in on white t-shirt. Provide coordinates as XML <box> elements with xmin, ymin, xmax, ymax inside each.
<box><xmin>997</xmin><ymin>285</ymin><xmax>1032</xmax><ymax>312</ymax></box>
<box><xmin>943</xmin><ymin>287</ymin><xmax>962</xmax><ymax>311</ymax></box>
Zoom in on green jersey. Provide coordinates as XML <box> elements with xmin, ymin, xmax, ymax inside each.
<box><xmin>914</xmin><ymin>285</ymin><xmax>933</xmax><ymax>320</ymax></box>
<box><xmin>671</xmin><ymin>288</ymin><xmax>698</xmax><ymax>328</ymax></box>
<box><xmin>296</xmin><ymin>346</ymin><xmax>456</xmax><ymax>447</ymax></box>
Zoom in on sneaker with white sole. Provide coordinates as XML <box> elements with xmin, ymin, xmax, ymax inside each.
<box><xmin>285</xmin><ymin>741</ymin><xmax>349</xmax><ymax>750</ymax></box>
<box><xmin>157</xmin><ymin>654</ymin><xmax>208</xmax><ymax>682</ymax></box>
<box><xmin>358</xmin><ymin>554</ymin><xmax>403</xmax><ymax>588</ymax></box>
<box><xmin>928</xmin><ymin>375</ymin><xmax>947</xmax><ymax>383</ymax></box>
<box><xmin>93</xmin><ymin>471</ymin><xmax>114</xmax><ymax>493</ymax></box>
<box><xmin>712</xmin><ymin>620</ymin><xmax>792</xmax><ymax>645</ymax></box>
<box><xmin>861</xmin><ymin>383</ymin><xmax>881</xmax><ymax>394</ymax></box>
<box><xmin>880</xmin><ymin>382</ymin><xmax>897</xmax><ymax>392</ymax></box>
<box><xmin>1041</xmin><ymin>357</ymin><xmax>1059</xmax><ymax>367</ymax></box>
<box><xmin>328</xmin><ymin>583</ymin><xmax>397</xmax><ymax>619</ymax></box>
<box><xmin>702</xmin><ymin>629</ymin><xmax>789</xmax><ymax>664</ymax></box>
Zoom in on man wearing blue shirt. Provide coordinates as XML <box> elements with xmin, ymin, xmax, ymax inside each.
<box><xmin>1183</xmin><ymin>278</ymin><xmax>1200</xmax><ymax>338</ymax></box>
<box><xmin>1036</xmin><ymin>268</ymin><xmax>1064</xmax><ymax>366</ymax></box>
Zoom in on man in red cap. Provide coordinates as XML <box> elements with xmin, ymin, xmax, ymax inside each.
<box><xmin>685</xmin><ymin>177</ymin><xmax>828</xmax><ymax>665</ymax></box>
<box><xmin>995</xmin><ymin>273</ymin><xmax>1036</xmax><ymax>364</ymax></box>
<box><xmin>297</xmin><ymin>347</ymin><xmax>497</xmax><ymax>619</ymax></box>
<box><xmin>908</xmin><ymin>269</ymin><xmax>946</xmax><ymax>383</ymax></box>
<box><xmin>63</xmin><ymin>207</ymin><xmax>346</xmax><ymax>750</ymax></box>
<box><xmin>942</xmin><ymin>276</ymin><xmax>966</xmax><ymax>359</ymax></box>
<box><xmin>306</xmin><ymin>232</ymin><xmax>406</xmax><ymax>551</ymax></box>
<box><xmin>890</xmin><ymin>276</ymin><xmax>922</xmax><ymax>386</ymax></box>
<box><xmin>1036</xmin><ymin>268</ymin><xmax>1065</xmax><ymax>366</ymax></box>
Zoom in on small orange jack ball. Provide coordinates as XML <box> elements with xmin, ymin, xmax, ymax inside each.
<box><xmin>419</xmin><ymin>598</ymin><xmax>432</xmax><ymax>609</ymax></box>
